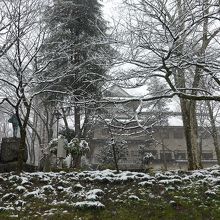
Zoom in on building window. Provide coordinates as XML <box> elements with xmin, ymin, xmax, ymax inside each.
<box><xmin>173</xmin><ymin>129</ymin><xmax>183</xmax><ymax>139</ymax></box>
<box><xmin>160</xmin><ymin>130</ymin><xmax>169</xmax><ymax>139</ymax></box>
<box><xmin>202</xmin><ymin>151</ymin><xmax>213</xmax><ymax>160</ymax></box>
<box><xmin>199</xmin><ymin>130</ymin><xmax>211</xmax><ymax>139</ymax></box>
<box><xmin>101</xmin><ymin>128</ymin><xmax>109</xmax><ymax>135</ymax></box>
<box><xmin>160</xmin><ymin>150</ymin><xmax>173</xmax><ymax>162</ymax></box>
<box><xmin>174</xmin><ymin>150</ymin><xmax>186</xmax><ymax>160</ymax></box>
<box><xmin>130</xmin><ymin>150</ymin><xmax>139</xmax><ymax>157</ymax></box>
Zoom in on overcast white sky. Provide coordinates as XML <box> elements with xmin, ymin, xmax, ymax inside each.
<box><xmin>101</xmin><ymin>0</ymin><xmax>181</xmax><ymax>114</ymax></box>
<box><xmin>102</xmin><ymin>0</ymin><xmax>117</xmax><ymax>19</ymax></box>
<box><xmin>102</xmin><ymin>1</ymin><xmax>149</xmax><ymax>97</ymax></box>
<box><xmin>102</xmin><ymin>0</ymin><xmax>124</xmax><ymax>23</ymax></box>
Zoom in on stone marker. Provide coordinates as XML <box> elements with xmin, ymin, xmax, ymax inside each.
<box><xmin>57</xmin><ymin>137</ymin><xmax>67</xmax><ymax>158</ymax></box>
<box><xmin>8</xmin><ymin>114</ymin><xmax>19</xmax><ymax>138</ymax></box>
<box><xmin>57</xmin><ymin>136</ymin><xmax>67</xmax><ymax>168</ymax></box>
<box><xmin>0</xmin><ymin>137</ymin><xmax>28</xmax><ymax>163</ymax></box>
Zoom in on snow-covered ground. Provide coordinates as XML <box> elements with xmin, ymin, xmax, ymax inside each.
<box><xmin>0</xmin><ymin>166</ymin><xmax>220</xmax><ymax>218</ymax></box>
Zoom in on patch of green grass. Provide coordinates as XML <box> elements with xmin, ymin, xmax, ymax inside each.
<box><xmin>4</xmin><ymin>192</ymin><xmax>219</xmax><ymax>220</ymax></box>
<box><xmin>1</xmin><ymin>169</ymin><xmax>220</xmax><ymax>220</ymax></box>
<box><xmin>14</xmin><ymin>198</ymin><xmax>220</xmax><ymax>220</ymax></box>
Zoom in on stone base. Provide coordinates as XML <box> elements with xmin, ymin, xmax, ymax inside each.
<box><xmin>0</xmin><ymin>137</ymin><xmax>28</xmax><ymax>163</ymax></box>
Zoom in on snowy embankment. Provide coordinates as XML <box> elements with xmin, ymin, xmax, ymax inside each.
<box><xmin>0</xmin><ymin>166</ymin><xmax>219</xmax><ymax>218</ymax></box>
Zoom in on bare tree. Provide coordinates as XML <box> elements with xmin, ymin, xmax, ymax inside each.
<box><xmin>111</xmin><ymin>0</ymin><xmax>220</xmax><ymax>170</ymax></box>
<box><xmin>206</xmin><ymin>101</ymin><xmax>220</xmax><ymax>164</ymax></box>
<box><xmin>96</xmin><ymin>137</ymin><xmax>128</xmax><ymax>173</ymax></box>
<box><xmin>0</xmin><ymin>0</ymin><xmax>113</xmax><ymax>172</ymax></box>
<box><xmin>0</xmin><ymin>0</ymin><xmax>53</xmax><ymax>173</ymax></box>
<box><xmin>198</xmin><ymin>95</ymin><xmax>220</xmax><ymax>165</ymax></box>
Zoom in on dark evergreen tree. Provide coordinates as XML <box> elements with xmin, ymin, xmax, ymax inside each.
<box><xmin>42</xmin><ymin>0</ymin><xmax>114</xmax><ymax>142</ymax></box>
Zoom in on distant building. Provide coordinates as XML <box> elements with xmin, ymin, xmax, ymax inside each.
<box><xmin>89</xmin><ymin>85</ymin><xmax>218</xmax><ymax>170</ymax></box>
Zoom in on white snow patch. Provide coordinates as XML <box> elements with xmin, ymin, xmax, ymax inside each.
<box><xmin>23</xmin><ymin>188</ymin><xmax>45</xmax><ymax>199</ymax></box>
<box><xmin>159</xmin><ymin>179</ymin><xmax>182</xmax><ymax>185</ymax></box>
<box><xmin>205</xmin><ymin>190</ymin><xmax>216</xmax><ymax>196</ymax></box>
<box><xmin>20</xmin><ymin>177</ymin><xmax>30</xmax><ymax>185</ymax></box>
<box><xmin>15</xmin><ymin>185</ymin><xmax>27</xmax><ymax>193</ymax></box>
<box><xmin>0</xmin><ymin>207</ymin><xmax>14</xmax><ymax>211</ymax></box>
<box><xmin>86</xmin><ymin>189</ymin><xmax>104</xmax><ymax>201</ymax></box>
<box><xmin>41</xmin><ymin>185</ymin><xmax>55</xmax><ymax>192</ymax></box>
<box><xmin>128</xmin><ymin>195</ymin><xmax>140</xmax><ymax>200</ymax></box>
<box><xmin>74</xmin><ymin>201</ymin><xmax>105</xmax><ymax>209</ymax></box>
<box><xmin>73</xmin><ymin>183</ymin><xmax>84</xmax><ymax>190</ymax></box>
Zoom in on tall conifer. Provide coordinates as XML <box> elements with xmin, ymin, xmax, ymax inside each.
<box><xmin>42</xmin><ymin>0</ymin><xmax>113</xmax><ymax>141</ymax></box>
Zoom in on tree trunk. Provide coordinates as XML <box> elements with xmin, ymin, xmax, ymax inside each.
<box><xmin>207</xmin><ymin>101</ymin><xmax>220</xmax><ymax>165</ymax></box>
<box><xmin>61</xmin><ymin>107</ymin><xmax>70</xmax><ymax>133</ymax></box>
<box><xmin>180</xmin><ymin>99</ymin><xmax>202</xmax><ymax>170</ymax></box>
<box><xmin>71</xmin><ymin>154</ymin><xmax>81</xmax><ymax>169</ymax></box>
<box><xmin>48</xmin><ymin>115</ymin><xmax>54</xmax><ymax>141</ymax></box>
<box><xmin>81</xmin><ymin>107</ymin><xmax>93</xmax><ymax>139</ymax></box>
<box><xmin>17</xmin><ymin>126</ymin><xmax>28</xmax><ymax>173</ymax></box>
<box><xmin>161</xmin><ymin>141</ymin><xmax>167</xmax><ymax>170</ymax></box>
<box><xmin>17</xmin><ymin>101</ymin><xmax>31</xmax><ymax>173</ymax></box>
<box><xmin>112</xmin><ymin>142</ymin><xmax>119</xmax><ymax>173</ymax></box>
<box><xmin>172</xmin><ymin>0</ymin><xmax>204</xmax><ymax>170</ymax></box>
<box><xmin>74</xmin><ymin>105</ymin><xmax>81</xmax><ymax>138</ymax></box>
<box><xmin>29</xmin><ymin>112</ymin><xmax>38</xmax><ymax>165</ymax></box>
<box><xmin>174</xmin><ymin>68</ymin><xmax>202</xmax><ymax>170</ymax></box>
<box><xmin>198</xmin><ymin>134</ymin><xmax>203</xmax><ymax>164</ymax></box>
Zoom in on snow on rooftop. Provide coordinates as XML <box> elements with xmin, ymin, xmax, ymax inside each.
<box><xmin>168</xmin><ymin>116</ymin><xmax>183</xmax><ymax>126</ymax></box>
<box><xmin>124</xmin><ymin>85</ymin><xmax>148</xmax><ymax>97</ymax></box>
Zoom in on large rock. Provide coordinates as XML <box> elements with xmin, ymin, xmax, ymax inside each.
<box><xmin>0</xmin><ymin>138</ymin><xmax>28</xmax><ymax>163</ymax></box>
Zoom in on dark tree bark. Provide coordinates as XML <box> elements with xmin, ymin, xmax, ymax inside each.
<box><xmin>207</xmin><ymin>101</ymin><xmax>220</xmax><ymax>165</ymax></box>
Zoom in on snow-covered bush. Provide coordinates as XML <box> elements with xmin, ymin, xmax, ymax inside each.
<box><xmin>65</xmin><ymin>138</ymin><xmax>90</xmax><ymax>156</ymax></box>
<box><xmin>143</xmin><ymin>153</ymin><xmax>155</xmax><ymax>165</ymax></box>
<box><xmin>64</xmin><ymin>138</ymin><xmax>90</xmax><ymax>168</ymax></box>
<box><xmin>138</xmin><ymin>146</ymin><xmax>155</xmax><ymax>168</ymax></box>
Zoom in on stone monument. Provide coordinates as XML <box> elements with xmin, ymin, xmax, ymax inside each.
<box><xmin>57</xmin><ymin>135</ymin><xmax>67</xmax><ymax>168</ymax></box>
<box><xmin>8</xmin><ymin>114</ymin><xmax>19</xmax><ymax>138</ymax></box>
<box><xmin>0</xmin><ymin>137</ymin><xmax>28</xmax><ymax>163</ymax></box>
<box><xmin>0</xmin><ymin>114</ymin><xmax>28</xmax><ymax>172</ymax></box>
